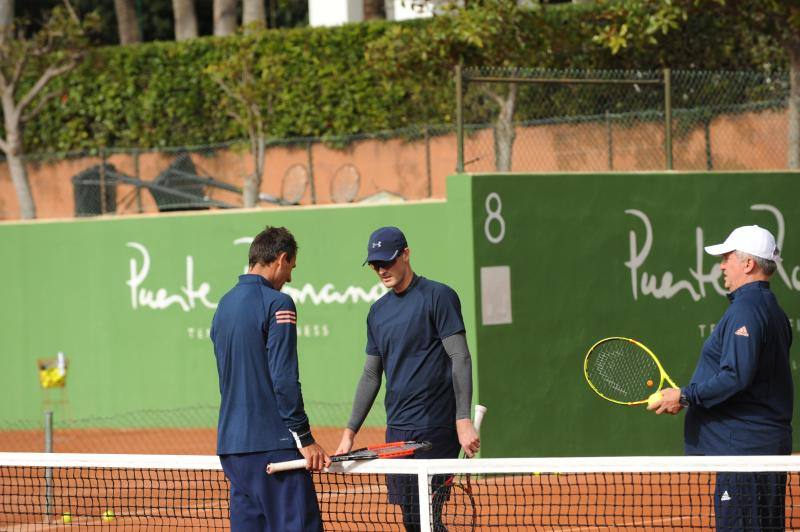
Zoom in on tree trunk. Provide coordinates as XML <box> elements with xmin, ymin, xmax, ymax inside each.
<box><xmin>363</xmin><ymin>0</ymin><xmax>385</xmax><ymax>20</ymax></box>
<box><xmin>243</xmin><ymin>0</ymin><xmax>265</xmax><ymax>29</ymax></box>
<box><xmin>172</xmin><ymin>0</ymin><xmax>198</xmax><ymax>41</ymax></box>
<box><xmin>0</xmin><ymin>0</ymin><xmax>13</xmax><ymax>41</ymax></box>
<box><xmin>787</xmin><ymin>42</ymin><xmax>800</xmax><ymax>169</ymax></box>
<box><xmin>493</xmin><ymin>83</ymin><xmax>518</xmax><ymax>172</ymax></box>
<box><xmin>243</xmin><ymin>133</ymin><xmax>265</xmax><ymax>208</ymax></box>
<box><xmin>2</xmin><ymin>90</ymin><xmax>36</xmax><ymax>219</ymax></box>
<box><xmin>114</xmin><ymin>0</ymin><xmax>142</xmax><ymax>44</ymax></box>
<box><xmin>6</xmin><ymin>150</ymin><xmax>35</xmax><ymax>219</ymax></box>
<box><xmin>214</xmin><ymin>0</ymin><xmax>238</xmax><ymax>36</ymax></box>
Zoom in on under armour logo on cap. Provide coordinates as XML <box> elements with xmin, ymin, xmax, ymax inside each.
<box><xmin>363</xmin><ymin>227</ymin><xmax>407</xmax><ymax>266</ymax></box>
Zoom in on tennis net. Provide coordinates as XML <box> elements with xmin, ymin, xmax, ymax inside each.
<box><xmin>2</xmin><ymin>453</ymin><xmax>800</xmax><ymax>530</ymax></box>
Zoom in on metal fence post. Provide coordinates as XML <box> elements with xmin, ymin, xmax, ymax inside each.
<box><xmin>424</xmin><ymin>126</ymin><xmax>432</xmax><ymax>197</ymax></box>
<box><xmin>307</xmin><ymin>141</ymin><xmax>317</xmax><ymax>204</ymax></box>
<box><xmin>44</xmin><ymin>410</ymin><xmax>53</xmax><ymax>522</ymax></box>
<box><xmin>456</xmin><ymin>64</ymin><xmax>465</xmax><ymax>173</ymax></box>
<box><xmin>99</xmin><ymin>148</ymin><xmax>108</xmax><ymax>214</ymax></box>
<box><xmin>663</xmin><ymin>68</ymin><xmax>673</xmax><ymax>170</ymax></box>
<box><xmin>605</xmin><ymin>111</ymin><xmax>614</xmax><ymax>171</ymax></box>
<box><xmin>133</xmin><ymin>149</ymin><xmax>143</xmax><ymax>213</ymax></box>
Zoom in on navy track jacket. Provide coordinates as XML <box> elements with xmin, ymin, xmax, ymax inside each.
<box><xmin>212</xmin><ymin>274</ymin><xmax>313</xmax><ymax>455</ymax></box>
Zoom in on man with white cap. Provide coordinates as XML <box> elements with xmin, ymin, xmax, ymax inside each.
<box><xmin>649</xmin><ymin>225</ymin><xmax>793</xmax><ymax>530</ymax></box>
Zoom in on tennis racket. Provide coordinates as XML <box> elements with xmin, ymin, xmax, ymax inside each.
<box><xmin>433</xmin><ymin>404</ymin><xmax>487</xmax><ymax>531</ymax></box>
<box><xmin>584</xmin><ymin>337</ymin><xmax>678</xmax><ymax>405</ymax></box>
<box><xmin>266</xmin><ymin>440</ymin><xmax>432</xmax><ymax>474</ymax></box>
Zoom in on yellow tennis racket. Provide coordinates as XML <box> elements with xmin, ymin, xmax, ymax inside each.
<box><xmin>584</xmin><ymin>337</ymin><xmax>678</xmax><ymax>405</ymax></box>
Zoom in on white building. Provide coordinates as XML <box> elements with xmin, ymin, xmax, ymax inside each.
<box><xmin>308</xmin><ymin>0</ymin><xmax>439</xmax><ymax>27</ymax></box>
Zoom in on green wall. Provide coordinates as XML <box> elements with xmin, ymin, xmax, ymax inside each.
<box><xmin>458</xmin><ymin>172</ymin><xmax>800</xmax><ymax>457</ymax></box>
<box><xmin>0</xmin><ymin>201</ymin><xmax>477</xmax><ymax>429</ymax></box>
<box><xmin>3</xmin><ymin>172</ymin><xmax>799</xmax><ymax>459</ymax></box>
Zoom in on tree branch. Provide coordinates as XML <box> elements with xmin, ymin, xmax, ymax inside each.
<box><xmin>211</xmin><ymin>75</ymin><xmax>254</xmax><ymax>126</ymax></box>
<box><xmin>0</xmin><ymin>65</ymin><xmax>8</xmax><ymax>93</ymax></box>
<box><xmin>482</xmin><ymin>86</ymin><xmax>507</xmax><ymax>108</ymax></box>
<box><xmin>16</xmin><ymin>60</ymin><xmax>75</xmax><ymax>114</ymax></box>
<box><xmin>21</xmin><ymin>88</ymin><xmax>62</xmax><ymax>122</ymax></box>
<box><xmin>10</xmin><ymin>46</ymin><xmax>31</xmax><ymax>90</ymax></box>
<box><xmin>61</xmin><ymin>0</ymin><xmax>81</xmax><ymax>23</ymax></box>
<box><xmin>0</xmin><ymin>137</ymin><xmax>9</xmax><ymax>154</ymax></box>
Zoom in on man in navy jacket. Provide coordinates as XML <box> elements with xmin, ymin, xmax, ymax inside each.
<box><xmin>212</xmin><ymin>226</ymin><xmax>329</xmax><ymax>531</ymax></box>
<box><xmin>650</xmin><ymin>225</ymin><xmax>792</xmax><ymax>531</ymax></box>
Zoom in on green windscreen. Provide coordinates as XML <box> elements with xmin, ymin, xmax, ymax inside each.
<box><xmin>461</xmin><ymin>172</ymin><xmax>800</xmax><ymax>456</ymax></box>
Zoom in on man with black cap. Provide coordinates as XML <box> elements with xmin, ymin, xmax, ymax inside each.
<box><xmin>648</xmin><ymin>225</ymin><xmax>793</xmax><ymax>531</ymax></box>
<box><xmin>335</xmin><ymin>226</ymin><xmax>480</xmax><ymax>531</ymax></box>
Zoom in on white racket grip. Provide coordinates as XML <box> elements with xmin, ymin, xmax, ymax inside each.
<box><xmin>266</xmin><ymin>458</ymin><xmax>307</xmax><ymax>474</ymax></box>
<box><xmin>473</xmin><ymin>404</ymin><xmax>487</xmax><ymax>433</ymax></box>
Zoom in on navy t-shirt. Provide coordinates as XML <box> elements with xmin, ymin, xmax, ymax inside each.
<box><xmin>684</xmin><ymin>281</ymin><xmax>793</xmax><ymax>455</ymax></box>
<box><xmin>365</xmin><ymin>275</ymin><xmax>465</xmax><ymax>429</ymax></box>
<box><xmin>211</xmin><ymin>274</ymin><xmax>312</xmax><ymax>455</ymax></box>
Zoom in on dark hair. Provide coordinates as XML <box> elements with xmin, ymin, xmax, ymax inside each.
<box><xmin>248</xmin><ymin>226</ymin><xmax>298</xmax><ymax>267</ymax></box>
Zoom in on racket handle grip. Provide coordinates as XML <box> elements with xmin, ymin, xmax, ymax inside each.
<box><xmin>474</xmin><ymin>404</ymin><xmax>487</xmax><ymax>433</ymax></box>
<box><xmin>266</xmin><ymin>458</ymin><xmax>307</xmax><ymax>474</ymax></box>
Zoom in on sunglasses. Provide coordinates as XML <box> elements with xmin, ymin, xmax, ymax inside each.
<box><xmin>369</xmin><ymin>257</ymin><xmax>398</xmax><ymax>271</ymax></box>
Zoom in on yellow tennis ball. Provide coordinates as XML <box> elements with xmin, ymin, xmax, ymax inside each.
<box><xmin>102</xmin><ymin>509</ymin><xmax>115</xmax><ymax>522</ymax></box>
<box><xmin>62</xmin><ymin>511</ymin><xmax>72</xmax><ymax>524</ymax></box>
<box><xmin>647</xmin><ymin>391</ymin><xmax>663</xmax><ymax>407</ymax></box>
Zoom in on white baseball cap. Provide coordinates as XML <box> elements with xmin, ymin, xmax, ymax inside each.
<box><xmin>704</xmin><ymin>225</ymin><xmax>781</xmax><ymax>262</ymax></box>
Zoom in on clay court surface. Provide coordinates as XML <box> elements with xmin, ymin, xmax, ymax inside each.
<box><xmin>0</xmin><ymin>426</ymin><xmax>386</xmax><ymax>455</ymax></box>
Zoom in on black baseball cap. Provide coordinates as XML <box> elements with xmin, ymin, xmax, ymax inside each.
<box><xmin>363</xmin><ymin>226</ymin><xmax>407</xmax><ymax>265</ymax></box>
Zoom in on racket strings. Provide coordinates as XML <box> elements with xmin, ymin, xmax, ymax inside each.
<box><xmin>586</xmin><ymin>339</ymin><xmax>660</xmax><ymax>403</ymax></box>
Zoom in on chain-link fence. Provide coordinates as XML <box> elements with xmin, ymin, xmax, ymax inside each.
<box><xmin>0</xmin><ymin>403</ymin><xmax>387</xmax><ymax>455</ymax></box>
<box><xmin>0</xmin><ymin>126</ymin><xmax>452</xmax><ymax>221</ymax></box>
<box><xmin>0</xmin><ymin>69</ymin><xmax>791</xmax><ymax>221</ymax></box>
<box><xmin>456</xmin><ymin>67</ymin><xmax>789</xmax><ymax>173</ymax></box>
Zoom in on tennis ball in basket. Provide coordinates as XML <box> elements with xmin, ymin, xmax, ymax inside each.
<box><xmin>62</xmin><ymin>511</ymin><xmax>72</xmax><ymax>524</ymax></box>
<box><xmin>102</xmin><ymin>509</ymin><xmax>115</xmax><ymax>522</ymax></box>
<box><xmin>647</xmin><ymin>391</ymin><xmax>663</xmax><ymax>407</ymax></box>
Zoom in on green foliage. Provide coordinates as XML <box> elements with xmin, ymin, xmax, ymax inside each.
<box><xmin>19</xmin><ymin>2</ymin><xmax>788</xmax><ymax>155</ymax></box>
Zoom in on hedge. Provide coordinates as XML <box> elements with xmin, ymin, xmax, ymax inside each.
<box><xmin>19</xmin><ymin>2</ymin><xmax>786</xmax><ymax>155</ymax></box>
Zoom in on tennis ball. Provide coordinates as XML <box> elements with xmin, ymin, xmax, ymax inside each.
<box><xmin>62</xmin><ymin>511</ymin><xmax>72</xmax><ymax>524</ymax></box>
<box><xmin>647</xmin><ymin>391</ymin><xmax>663</xmax><ymax>407</ymax></box>
<box><xmin>646</xmin><ymin>379</ymin><xmax>654</xmax><ymax>387</ymax></box>
<box><xmin>102</xmin><ymin>509</ymin><xmax>115</xmax><ymax>522</ymax></box>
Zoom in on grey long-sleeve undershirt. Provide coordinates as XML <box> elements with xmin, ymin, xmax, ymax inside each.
<box><xmin>345</xmin><ymin>332</ymin><xmax>473</xmax><ymax>432</ymax></box>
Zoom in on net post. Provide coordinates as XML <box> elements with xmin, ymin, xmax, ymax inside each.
<box><xmin>43</xmin><ymin>410</ymin><xmax>54</xmax><ymax>522</ymax></box>
<box><xmin>418</xmin><ymin>468</ymin><xmax>432</xmax><ymax>532</ymax></box>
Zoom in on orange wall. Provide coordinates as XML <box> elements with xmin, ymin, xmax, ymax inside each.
<box><xmin>0</xmin><ymin>108</ymin><xmax>787</xmax><ymax>220</ymax></box>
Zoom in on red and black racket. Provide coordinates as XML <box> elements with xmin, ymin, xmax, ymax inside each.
<box><xmin>266</xmin><ymin>440</ymin><xmax>432</xmax><ymax>474</ymax></box>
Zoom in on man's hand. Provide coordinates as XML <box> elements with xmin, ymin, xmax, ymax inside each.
<box><xmin>456</xmin><ymin>418</ymin><xmax>480</xmax><ymax>458</ymax></box>
<box><xmin>334</xmin><ymin>428</ymin><xmax>356</xmax><ymax>456</ymax></box>
<box><xmin>300</xmin><ymin>442</ymin><xmax>330</xmax><ymax>471</ymax></box>
<box><xmin>646</xmin><ymin>387</ymin><xmax>683</xmax><ymax>415</ymax></box>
